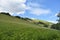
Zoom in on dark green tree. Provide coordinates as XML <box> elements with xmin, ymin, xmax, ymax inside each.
<box><xmin>51</xmin><ymin>12</ymin><xmax>60</xmax><ymax>30</ymax></box>
<box><xmin>0</xmin><ymin>12</ymin><xmax>10</xmax><ymax>16</ymax></box>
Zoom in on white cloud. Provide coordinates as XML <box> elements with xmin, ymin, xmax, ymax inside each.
<box><xmin>30</xmin><ymin>18</ymin><xmax>36</xmax><ymax>20</ymax></box>
<box><xmin>27</xmin><ymin>3</ymin><xmax>51</xmax><ymax>15</ymax></box>
<box><xmin>55</xmin><ymin>11</ymin><xmax>60</xmax><ymax>17</ymax></box>
<box><xmin>55</xmin><ymin>13</ymin><xmax>58</xmax><ymax>17</ymax></box>
<box><xmin>0</xmin><ymin>0</ymin><xmax>27</xmax><ymax>15</ymax></box>
<box><xmin>30</xmin><ymin>8</ymin><xmax>51</xmax><ymax>15</ymax></box>
<box><xmin>0</xmin><ymin>0</ymin><xmax>51</xmax><ymax>16</ymax></box>
<box><xmin>47</xmin><ymin>20</ymin><xmax>57</xmax><ymax>24</ymax></box>
<box><xmin>27</xmin><ymin>3</ymin><xmax>41</xmax><ymax>8</ymax></box>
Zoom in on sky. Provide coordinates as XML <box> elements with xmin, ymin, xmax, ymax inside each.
<box><xmin>0</xmin><ymin>0</ymin><xmax>60</xmax><ymax>23</ymax></box>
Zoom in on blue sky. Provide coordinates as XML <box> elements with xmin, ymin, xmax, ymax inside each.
<box><xmin>20</xmin><ymin>0</ymin><xmax>60</xmax><ymax>23</ymax></box>
<box><xmin>0</xmin><ymin>0</ymin><xmax>60</xmax><ymax>23</ymax></box>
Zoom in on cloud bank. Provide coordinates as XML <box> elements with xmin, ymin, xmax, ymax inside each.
<box><xmin>0</xmin><ymin>0</ymin><xmax>27</xmax><ymax>15</ymax></box>
<box><xmin>0</xmin><ymin>0</ymin><xmax>51</xmax><ymax>16</ymax></box>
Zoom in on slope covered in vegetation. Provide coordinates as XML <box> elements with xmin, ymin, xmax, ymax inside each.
<box><xmin>0</xmin><ymin>13</ymin><xmax>60</xmax><ymax>40</ymax></box>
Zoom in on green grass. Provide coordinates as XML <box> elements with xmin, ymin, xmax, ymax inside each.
<box><xmin>32</xmin><ymin>19</ymin><xmax>53</xmax><ymax>27</ymax></box>
<box><xmin>0</xmin><ymin>14</ymin><xmax>60</xmax><ymax>40</ymax></box>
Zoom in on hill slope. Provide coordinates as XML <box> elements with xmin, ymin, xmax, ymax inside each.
<box><xmin>0</xmin><ymin>14</ymin><xmax>60</xmax><ymax>40</ymax></box>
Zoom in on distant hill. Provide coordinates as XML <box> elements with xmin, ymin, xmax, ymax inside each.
<box><xmin>0</xmin><ymin>12</ymin><xmax>60</xmax><ymax>40</ymax></box>
<box><xmin>0</xmin><ymin>12</ymin><xmax>53</xmax><ymax>28</ymax></box>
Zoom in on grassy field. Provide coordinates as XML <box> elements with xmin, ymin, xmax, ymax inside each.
<box><xmin>0</xmin><ymin>14</ymin><xmax>60</xmax><ymax>40</ymax></box>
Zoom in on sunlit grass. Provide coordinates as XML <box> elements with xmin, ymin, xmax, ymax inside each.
<box><xmin>0</xmin><ymin>14</ymin><xmax>60</xmax><ymax>40</ymax></box>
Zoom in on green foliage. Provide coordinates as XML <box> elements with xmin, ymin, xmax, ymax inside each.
<box><xmin>33</xmin><ymin>21</ymin><xmax>50</xmax><ymax>27</ymax></box>
<box><xmin>51</xmin><ymin>23</ymin><xmax>60</xmax><ymax>30</ymax></box>
<box><xmin>51</xmin><ymin>12</ymin><xmax>60</xmax><ymax>30</ymax></box>
<box><xmin>0</xmin><ymin>13</ymin><xmax>60</xmax><ymax>40</ymax></box>
<box><xmin>38</xmin><ymin>21</ymin><xmax>48</xmax><ymax>27</ymax></box>
<box><xmin>15</xmin><ymin>16</ymin><xmax>21</xmax><ymax>19</ymax></box>
<box><xmin>22</xmin><ymin>18</ymin><xmax>32</xmax><ymax>21</ymax></box>
<box><xmin>0</xmin><ymin>12</ymin><xmax>10</xmax><ymax>16</ymax></box>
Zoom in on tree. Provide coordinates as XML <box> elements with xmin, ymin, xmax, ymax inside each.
<box><xmin>51</xmin><ymin>12</ymin><xmax>60</xmax><ymax>30</ymax></box>
<box><xmin>0</xmin><ymin>12</ymin><xmax>10</xmax><ymax>16</ymax></box>
<box><xmin>57</xmin><ymin>12</ymin><xmax>60</xmax><ymax>23</ymax></box>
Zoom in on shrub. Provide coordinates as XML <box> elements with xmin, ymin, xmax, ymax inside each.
<box><xmin>15</xmin><ymin>16</ymin><xmax>21</xmax><ymax>19</ymax></box>
<box><xmin>51</xmin><ymin>23</ymin><xmax>60</xmax><ymax>30</ymax></box>
<box><xmin>0</xmin><ymin>12</ymin><xmax>10</xmax><ymax>16</ymax></box>
<box><xmin>36</xmin><ymin>21</ymin><xmax>48</xmax><ymax>27</ymax></box>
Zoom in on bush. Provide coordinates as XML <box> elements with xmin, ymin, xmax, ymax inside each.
<box><xmin>0</xmin><ymin>12</ymin><xmax>10</xmax><ymax>16</ymax></box>
<box><xmin>36</xmin><ymin>21</ymin><xmax>48</xmax><ymax>27</ymax></box>
<box><xmin>15</xmin><ymin>16</ymin><xmax>21</xmax><ymax>19</ymax></box>
<box><xmin>23</xmin><ymin>18</ymin><xmax>32</xmax><ymax>21</ymax></box>
<box><xmin>51</xmin><ymin>23</ymin><xmax>60</xmax><ymax>30</ymax></box>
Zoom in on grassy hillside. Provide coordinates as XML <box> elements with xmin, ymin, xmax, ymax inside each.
<box><xmin>0</xmin><ymin>13</ymin><xmax>60</xmax><ymax>40</ymax></box>
<box><xmin>32</xmin><ymin>19</ymin><xmax>53</xmax><ymax>28</ymax></box>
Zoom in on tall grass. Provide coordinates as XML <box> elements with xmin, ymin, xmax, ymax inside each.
<box><xmin>0</xmin><ymin>14</ymin><xmax>60</xmax><ymax>40</ymax></box>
